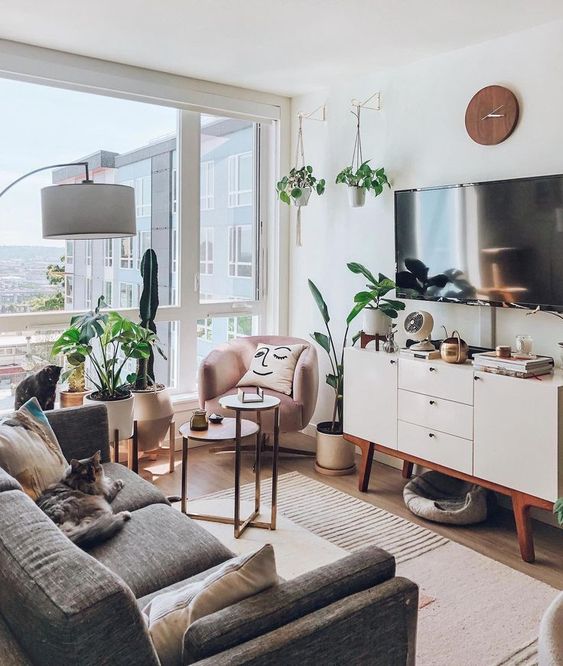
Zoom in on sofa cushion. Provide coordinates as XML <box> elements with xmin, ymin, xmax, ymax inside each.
<box><xmin>237</xmin><ymin>343</ymin><xmax>305</xmax><ymax>395</ymax></box>
<box><xmin>102</xmin><ymin>462</ymin><xmax>170</xmax><ymax>513</ymax></box>
<box><xmin>87</xmin><ymin>504</ymin><xmax>233</xmax><ymax>598</ymax></box>
<box><xmin>0</xmin><ymin>466</ymin><xmax>23</xmax><ymax>493</ymax></box>
<box><xmin>184</xmin><ymin>544</ymin><xmax>395</xmax><ymax>664</ymax></box>
<box><xmin>143</xmin><ymin>545</ymin><xmax>278</xmax><ymax>666</ymax></box>
<box><xmin>0</xmin><ymin>398</ymin><xmax>67</xmax><ymax>500</ymax></box>
<box><xmin>0</xmin><ymin>489</ymin><xmax>159</xmax><ymax>666</ymax></box>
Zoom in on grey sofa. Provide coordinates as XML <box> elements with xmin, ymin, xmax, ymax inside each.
<box><xmin>0</xmin><ymin>404</ymin><xmax>418</xmax><ymax>665</ymax></box>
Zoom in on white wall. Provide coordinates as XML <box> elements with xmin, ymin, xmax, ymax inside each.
<box><xmin>289</xmin><ymin>20</ymin><xmax>563</xmax><ymax>429</ymax></box>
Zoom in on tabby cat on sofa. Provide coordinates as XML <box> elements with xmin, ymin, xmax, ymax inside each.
<box><xmin>36</xmin><ymin>451</ymin><xmax>130</xmax><ymax>547</ymax></box>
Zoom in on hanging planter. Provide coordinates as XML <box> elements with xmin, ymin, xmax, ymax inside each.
<box><xmin>276</xmin><ymin>113</ymin><xmax>326</xmax><ymax>245</ymax></box>
<box><xmin>335</xmin><ymin>104</ymin><xmax>390</xmax><ymax>208</ymax></box>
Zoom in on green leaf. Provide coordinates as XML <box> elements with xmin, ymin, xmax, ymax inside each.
<box><xmin>353</xmin><ymin>290</ymin><xmax>376</xmax><ymax>304</ymax></box>
<box><xmin>308</xmin><ymin>279</ymin><xmax>330</xmax><ymax>324</ymax></box>
<box><xmin>279</xmin><ymin>190</ymin><xmax>290</xmax><ymax>205</ymax></box>
<box><xmin>347</xmin><ymin>262</ymin><xmax>379</xmax><ymax>286</ymax></box>
<box><xmin>379</xmin><ymin>304</ymin><xmax>398</xmax><ymax>319</ymax></box>
<box><xmin>326</xmin><ymin>373</ymin><xmax>338</xmax><ymax>390</ymax></box>
<box><xmin>351</xmin><ymin>331</ymin><xmax>362</xmax><ymax>346</ymax></box>
<box><xmin>126</xmin><ymin>373</ymin><xmax>137</xmax><ymax>384</ymax></box>
<box><xmin>347</xmin><ymin>301</ymin><xmax>367</xmax><ymax>324</ymax></box>
<box><xmin>311</xmin><ymin>332</ymin><xmax>330</xmax><ymax>354</ymax></box>
<box><xmin>554</xmin><ymin>497</ymin><xmax>563</xmax><ymax>526</ymax></box>
<box><xmin>291</xmin><ymin>187</ymin><xmax>303</xmax><ymax>199</ymax></box>
<box><xmin>381</xmin><ymin>298</ymin><xmax>405</xmax><ymax>311</ymax></box>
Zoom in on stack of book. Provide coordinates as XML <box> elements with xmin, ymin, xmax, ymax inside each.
<box><xmin>472</xmin><ymin>352</ymin><xmax>554</xmax><ymax>378</ymax></box>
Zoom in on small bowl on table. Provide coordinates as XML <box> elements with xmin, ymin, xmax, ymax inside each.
<box><xmin>208</xmin><ymin>413</ymin><xmax>224</xmax><ymax>424</ymax></box>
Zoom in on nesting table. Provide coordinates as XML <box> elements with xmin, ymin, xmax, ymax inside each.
<box><xmin>179</xmin><ymin>394</ymin><xmax>281</xmax><ymax>538</ymax></box>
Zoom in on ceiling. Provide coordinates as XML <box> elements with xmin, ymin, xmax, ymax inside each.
<box><xmin>1</xmin><ymin>0</ymin><xmax>563</xmax><ymax>96</ymax></box>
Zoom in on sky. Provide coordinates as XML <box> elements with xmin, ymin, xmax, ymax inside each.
<box><xmin>0</xmin><ymin>77</ymin><xmax>177</xmax><ymax>247</ymax></box>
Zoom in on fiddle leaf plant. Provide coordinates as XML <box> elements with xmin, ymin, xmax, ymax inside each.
<box><xmin>336</xmin><ymin>161</ymin><xmax>390</xmax><ymax>196</ymax></box>
<box><xmin>346</xmin><ymin>262</ymin><xmax>405</xmax><ymax>325</ymax></box>
<box><xmin>276</xmin><ymin>166</ymin><xmax>326</xmax><ymax>205</ymax></box>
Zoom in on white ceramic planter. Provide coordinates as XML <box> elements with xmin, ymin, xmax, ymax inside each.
<box><xmin>315</xmin><ymin>423</ymin><xmax>355</xmax><ymax>474</ymax></box>
<box><xmin>347</xmin><ymin>186</ymin><xmax>366</xmax><ymax>208</ymax></box>
<box><xmin>292</xmin><ymin>186</ymin><xmax>311</xmax><ymax>207</ymax></box>
<box><xmin>362</xmin><ymin>308</ymin><xmax>390</xmax><ymax>336</ymax></box>
<box><xmin>85</xmin><ymin>393</ymin><xmax>134</xmax><ymax>440</ymax></box>
<box><xmin>132</xmin><ymin>386</ymin><xmax>174</xmax><ymax>452</ymax></box>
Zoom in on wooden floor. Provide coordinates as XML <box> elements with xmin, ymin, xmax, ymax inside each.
<box><xmin>146</xmin><ymin>433</ymin><xmax>563</xmax><ymax>589</ymax></box>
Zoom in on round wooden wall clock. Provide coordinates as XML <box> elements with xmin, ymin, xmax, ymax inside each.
<box><xmin>465</xmin><ymin>85</ymin><xmax>519</xmax><ymax>145</ymax></box>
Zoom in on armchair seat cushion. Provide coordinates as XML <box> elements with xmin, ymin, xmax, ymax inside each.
<box><xmin>102</xmin><ymin>462</ymin><xmax>170</xmax><ymax>513</ymax></box>
<box><xmin>206</xmin><ymin>388</ymin><xmax>303</xmax><ymax>434</ymax></box>
<box><xmin>86</xmin><ymin>503</ymin><xmax>233</xmax><ymax>598</ymax></box>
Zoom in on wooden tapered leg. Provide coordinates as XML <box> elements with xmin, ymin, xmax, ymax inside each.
<box><xmin>131</xmin><ymin>421</ymin><xmax>139</xmax><ymax>474</ymax></box>
<box><xmin>512</xmin><ymin>492</ymin><xmax>535</xmax><ymax>563</ymax></box>
<box><xmin>169</xmin><ymin>422</ymin><xmax>175</xmax><ymax>473</ymax></box>
<box><xmin>113</xmin><ymin>429</ymin><xmax>120</xmax><ymax>463</ymax></box>
<box><xmin>402</xmin><ymin>461</ymin><xmax>414</xmax><ymax>479</ymax></box>
<box><xmin>358</xmin><ymin>441</ymin><xmax>375</xmax><ymax>492</ymax></box>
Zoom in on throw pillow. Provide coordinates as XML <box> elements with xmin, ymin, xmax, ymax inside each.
<box><xmin>0</xmin><ymin>397</ymin><xmax>67</xmax><ymax>500</ymax></box>
<box><xmin>237</xmin><ymin>343</ymin><xmax>306</xmax><ymax>395</ymax></box>
<box><xmin>143</xmin><ymin>544</ymin><xmax>278</xmax><ymax>666</ymax></box>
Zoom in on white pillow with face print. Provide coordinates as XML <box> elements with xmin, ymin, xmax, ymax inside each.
<box><xmin>237</xmin><ymin>343</ymin><xmax>306</xmax><ymax>395</ymax></box>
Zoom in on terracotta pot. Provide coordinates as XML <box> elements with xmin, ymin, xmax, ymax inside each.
<box><xmin>315</xmin><ymin>422</ymin><xmax>355</xmax><ymax>475</ymax></box>
<box><xmin>85</xmin><ymin>393</ymin><xmax>134</xmax><ymax>440</ymax></box>
<box><xmin>59</xmin><ymin>390</ymin><xmax>89</xmax><ymax>408</ymax></box>
<box><xmin>347</xmin><ymin>186</ymin><xmax>366</xmax><ymax>208</ymax></box>
<box><xmin>132</xmin><ymin>386</ymin><xmax>174</xmax><ymax>452</ymax></box>
<box><xmin>362</xmin><ymin>308</ymin><xmax>389</xmax><ymax>336</ymax></box>
<box><xmin>292</xmin><ymin>186</ymin><xmax>311</xmax><ymax>207</ymax></box>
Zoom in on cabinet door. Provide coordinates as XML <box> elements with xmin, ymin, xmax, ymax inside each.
<box><xmin>474</xmin><ymin>371</ymin><xmax>559</xmax><ymax>501</ymax></box>
<box><xmin>344</xmin><ymin>348</ymin><xmax>398</xmax><ymax>448</ymax></box>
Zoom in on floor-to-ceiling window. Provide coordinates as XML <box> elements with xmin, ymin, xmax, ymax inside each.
<box><xmin>0</xmin><ymin>78</ymin><xmax>272</xmax><ymax>409</ymax></box>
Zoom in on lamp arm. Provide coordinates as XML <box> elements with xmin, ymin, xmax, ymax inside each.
<box><xmin>0</xmin><ymin>162</ymin><xmax>90</xmax><ymax>199</ymax></box>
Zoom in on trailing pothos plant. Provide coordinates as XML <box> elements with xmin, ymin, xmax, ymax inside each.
<box><xmin>52</xmin><ymin>296</ymin><xmax>161</xmax><ymax>401</ymax></box>
<box><xmin>309</xmin><ymin>279</ymin><xmax>362</xmax><ymax>434</ymax></box>
<box><xmin>276</xmin><ymin>166</ymin><xmax>326</xmax><ymax>206</ymax></box>
<box><xmin>346</xmin><ymin>262</ymin><xmax>405</xmax><ymax>323</ymax></box>
<box><xmin>335</xmin><ymin>161</ymin><xmax>390</xmax><ymax>196</ymax></box>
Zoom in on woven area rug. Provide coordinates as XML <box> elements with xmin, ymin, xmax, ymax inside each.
<box><xmin>190</xmin><ymin>471</ymin><xmax>559</xmax><ymax>666</ymax></box>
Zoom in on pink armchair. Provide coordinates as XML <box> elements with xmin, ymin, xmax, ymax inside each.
<box><xmin>198</xmin><ymin>336</ymin><xmax>318</xmax><ymax>455</ymax></box>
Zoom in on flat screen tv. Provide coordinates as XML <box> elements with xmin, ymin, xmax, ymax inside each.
<box><xmin>395</xmin><ymin>174</ymin><xmax>563</xmax><ymax>309</ymax></box>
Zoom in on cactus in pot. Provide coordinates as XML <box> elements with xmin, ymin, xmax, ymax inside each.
<box><xmin>131</xmin><ymin>248</ymin><xmax>174</xmax><ymax>454</ymax></box>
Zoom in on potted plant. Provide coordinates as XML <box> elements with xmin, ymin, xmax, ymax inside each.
<box><xmin>52</xmin><ymin>296</ymin><xmax>156</xmax><ymax>443</ymax></box>
<box><xmin>131</xmin><ymin>249</ymin><xmax>173</xmax><ymax>454</ymax></box>
<box><xmin>309</xmin><ymin>279</ymin><xmax>362</xmax><ymax>475</ymax></box>
<box><xmin>59</xmin><ymin>361</ymin><xmax>89</xmax><ymax>408</ymax></box>
<box><xmin>346</xmin><ymin>262</ymin><xmax>406</xmax><ymax>335</ymax></box>
<box><xmin>276</xmin><ymin>166</ymin><xmax>326</xmax><ymax>207</ymax></box>
<box><xmin>335</xmin><ymin>161</ymin><xmax>390</xmax><ymax>208</ymax></box>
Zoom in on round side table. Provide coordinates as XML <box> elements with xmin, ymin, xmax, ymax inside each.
<box><xmin>219</xmin><ymin>394</ymin><xmax>281</xmax><ymax>536</ymax></box>
<box><xmin>179</xmin><ymin>416</ymin><xmax>264</xmax><ymax>538</ymax></box>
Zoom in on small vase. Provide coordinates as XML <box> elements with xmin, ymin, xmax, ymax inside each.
<box><xmin>292</xmin><ymin>187</ymin><xmax>311</xmax><ymax>207</ymax></box>
<box><xmin>347</xmin><ymin>186</ymin><xmax>366</xmax><ymax>208</ymax></box>
<box><xmin>59</xmin><ymin>390</ymin><xmax>90</xmax><ymax>408</ymax></box>
<box><xmin>362</xmin><ymin>308</ymin><xmax>389</xmax><ymax>336</ymax></box>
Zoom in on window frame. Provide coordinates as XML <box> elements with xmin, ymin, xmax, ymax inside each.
<box><xmin>104</xmin><ymin>239</ymin><xmax>114</xmax><ymax>267</ymax></box>
<box><xmin>227</xmin><ymin>151</ymin><xmax>253</xmax><ymax>208</ymax></box>
<box><xmin>199</xmin><ymin>226</ymin><xmax>214</xmax><ymax>276</ymax></box>
<box><xmin>228</xmin><ymin>224</ymin><xmax>253</xmax><ymax>279</ymax></box>
<box><xmin>120</xmin><ymin>237</ymin><xmax>134</xmax><ymax>270</ymax></box>
<box><xmin>200</xmin><ymin>160</ymin><xmax>215</xmax><ymax>211</ymax></box>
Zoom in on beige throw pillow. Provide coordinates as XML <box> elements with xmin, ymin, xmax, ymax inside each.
<box><xmin>237</xmin><ymin>343</ymin><xmax>305</xmax><ymax>395</ymax></box>
<box><xmin>0</xmin><ymin>397</ymin><xmax>67</xmax><ymax>500</ymax></box>
<box><xmin>143</xmin><ymin>544</ymin><xmax>278</xmax><ymax>666</ymax></box>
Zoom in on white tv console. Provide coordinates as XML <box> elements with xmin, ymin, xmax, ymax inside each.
<box><xmin>343</xmin><ymin>346</ymin><xmax>562</xmax><ymax>563</ymax></box>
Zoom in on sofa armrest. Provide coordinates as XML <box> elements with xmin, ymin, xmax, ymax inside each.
<box><xmin>198</xmin><ymin>346</ymin><xmax>246</xmax><ymax>406</ymax></box>
<box><xmin>184</xmin><ymin>545</ymin><xmax>395</xmax><ymax>664</ymax></box>
<box><xmin>190</xmin><ymin>577</ymin><xmax>418</xmax><ymax>666</ymax></box>
<box><xmin>292</xmin><ymin>344</ymin><xmax>318</xmax><ymax>426</ymax></box>
<box><xmin>46</xmin><ymin>404</ymin><xmax>111</xmax><ymax>463</ymax></box>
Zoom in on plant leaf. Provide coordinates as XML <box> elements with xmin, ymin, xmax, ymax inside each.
<box><xmin>347</xmin><ymin>301</ymin><xmax>367</xmax><ymax>324</ymax></box>
<box><xmin>311</xmin><ymin>332</ymin><xmax>330</xmax><ymax>354</ymax></box>
<box><xmin>346</xmin><ymin>262</ymin><xmax>378</xmax><ymax>286</ymax></box>
<box><xmin>308</xmin><ymin>279</ymin><xmax>330</xmax><ymax>323</ymax></box>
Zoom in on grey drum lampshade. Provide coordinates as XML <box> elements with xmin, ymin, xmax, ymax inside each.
<box><xmin>41</xmin><ymin>183</ymin><xmax>136</xmax><ymax>239</ymax></box>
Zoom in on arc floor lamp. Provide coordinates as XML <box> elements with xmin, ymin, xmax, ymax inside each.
<box><xmin>0</xmin><ymin>162</ymin><xmax>136</xmax><ymax>239</ymax></box>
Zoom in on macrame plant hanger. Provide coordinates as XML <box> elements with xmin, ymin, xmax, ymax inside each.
<box><xmin>294</xmin><ymin>114</ymin><xmax>306</xmax><ymax>246</ymax></box>
<box><xmin>350</xmin><ymin>103</ymin><xmax>364</xmax><ymax>174</ymax></box>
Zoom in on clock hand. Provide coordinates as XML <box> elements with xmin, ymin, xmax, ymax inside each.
<box><xmin>480</xmin><ymin>104</ymin><xmax>505</xmax><ymax>121</ymax></box>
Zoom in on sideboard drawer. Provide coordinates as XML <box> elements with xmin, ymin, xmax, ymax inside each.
<box><xmin>398</xmin><ymin>389</ymin><xmax>473</xmax><ymax>440</ymax></box>
<box><xmin>398</xmin><ymin>420</ymin><xmax>473</xmax><ymax>475</ymax></box>
<box><xmin>398</xmin><ymin>358</ymin><xmax>474</xmax><ymax>405</ymax></box>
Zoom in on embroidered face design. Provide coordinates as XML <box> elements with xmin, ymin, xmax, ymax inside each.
<box><xmin>252</xmin><ymin>346</ymin><xmax>291</xmax><ymax>376</ymax></box>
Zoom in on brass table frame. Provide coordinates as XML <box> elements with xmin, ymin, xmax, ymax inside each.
<box><xmin>181</xmin><ymin>404</ymin><xmax>280</xmax><ymax>538</ymax></box>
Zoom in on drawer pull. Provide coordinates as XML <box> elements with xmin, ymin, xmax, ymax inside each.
<box><xmin>429</xmin><ymin>366</ymin><xmax>436</xmax><ymax>372</ymax></box>
<box><xmin>474</xmin><ymin>375</ymin><xmax>481</xmax><ymax>381</ymax></box>
<box><xmin>429</xmin><ymin>400</ymin><xmax>436</xmax><ymax>405</ymax></box>
<box><xmin>390</xmin><ymin>359</ymin><xmax>396</xmax><ymax>365</ymax></box>
<box><xmin>428</xmin><ymin>432</ymin><xmax>436</xmax><ymax>438</ymax></box>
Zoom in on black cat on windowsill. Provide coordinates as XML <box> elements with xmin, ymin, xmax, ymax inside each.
<box><xmin>14</xmin><ymin>365</ymin><xmax>61</xmax><ymax>411</ymax></box>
